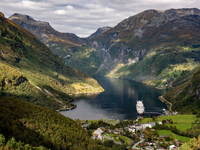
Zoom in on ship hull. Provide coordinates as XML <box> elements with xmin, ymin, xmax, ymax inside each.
<box><xmin>136</xmin><ymin>100</ymin><xmax>145</xmax><ymax>115</ymax></box>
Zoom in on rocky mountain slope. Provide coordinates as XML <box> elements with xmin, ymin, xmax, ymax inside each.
<box><xmin>9</xmin><ymin>13</ymin><xmax>85</xmax><ymax>62</ymax></box>
<box><xmin>0</xmin><ymin>12</ymin><xmax>103</xmax><ymax>110</ymax></box>
<box><xmin>10</xmin><ymin>8</ymin><xmax>200</xmax><ymax>89</ymax></box>
<box><xmin>67</xmin><ymin>8</ymin><xmax>200</xmax><ymax>88</ymax></box>
<box><xmin>88</xmin><ymin>27</ymin><xmax>112</xmax><ymax>39</ymax></box>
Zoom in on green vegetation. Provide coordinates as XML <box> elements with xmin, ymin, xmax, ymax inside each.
<box><xmin>181</xmin><ymin>135</ymin><xmax>200</xmax><ymax>150</ymax></box>
<box><xmin>66</xmin><ymin>45</ymin><xmax>109</xmax><ymax>76</ymax></box>
<box><xmin>0</xmin><ymin>134</ymin><xmax>47</xmax><ymax>150</ymax></box>
<box><xmin>157</xmin><ymin>130</ymin><xmax>190</xmax><ymax>142</ymax></box>
<box><xmin>108</xmin><ymin>134</ymin><xmax>132</xmax><ymax>145</ymax></box>
<box><xmin>163</xmin><ymin>66</ymin><xmax>200</xmax><ymax>113</ymax></box>
<box><xmin>141</xmin><ymin>115</ymin><xmax>199</xmax><ymax>132</ymax></box>
<box><xmin>166</xmin><ymin>124</ymin><xmax>192</xmax><ymax>132</ymax></box>
<box><xmin>0</xmin><ymin>13</ymin><xmax>104</xmax><ymax>110</ymax></box>
<box><xmin>140</xmin><ymin>115</ymin><xmax>200</xmax><ymax>143</ymax></box>
<box><xmin>140</xmin><ymin>115</ymin><xmax>199</xmax><ymax>124</ymax></box>
<box><xmin>0</xmin><ymin>96</ymin><xmax>111</xmax><ymax>149</ymax></box>
<box><xmin>109</xmin><ymin>46</ymin><xmax>200</xmax><ymax>89</ymax></box>
<box><xmin>101</xmin><ymin>119</ymin><xmax>120</xmax><ymax>126</ymax></box>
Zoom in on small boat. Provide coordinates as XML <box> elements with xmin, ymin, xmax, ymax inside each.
<box><xmin>136</xmin><ymin>100</ymin><xmax>145</xmax><ymax>115</ymax></box>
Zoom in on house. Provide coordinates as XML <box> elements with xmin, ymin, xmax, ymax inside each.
<box><xmin>158</xmin><ymin>121</ymin><xmax>162</xmax><ymax>124</ymax></box>
<box><xmin>135</xmin><ymin>124</ymin><xmax>143</xmax><ymax>131</ymax></box>
<box><xmin>125</xmin><ymin>125</ymin><xmax>136</xmax><ymax>133</ymax></box>
<box><xmin>160</xmin><ymin>135</ymin><xmax>165</xmax><ymax>138</ymax></box>
<box><xmin>148</xmin><ymin>122</ymin><xmax>156</xmax><ymax>128</ymax></box>
<box><xmin>93</xmin><ymin>128</ymin><xmax>103</xmax><ymax>140</ymax></box>
<box><xmin>113</xmin><ymin>130</ymin><xmax>120</xmax><ymax>134</ymax></box>
<box><xmin>166</xmin><ymin>119</ymin><xmax>170</xmax><ymax>123</ymax></box>
<box><xmin>142</xmin><ymin>122</ymin><xmax>155</xmax><ymax>129</ymax></box>
<box><xmin>169</xmin><ymin>145</ymin><xmax>177</xmax><ymax>150</ymax></box>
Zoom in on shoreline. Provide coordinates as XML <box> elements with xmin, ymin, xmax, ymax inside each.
<box><xmin>57</xmin><ymin>90</ymin><xmax>104</xmax><ymax>112</ymax></box>
<box><xmin>158</xmin><ymin>96</ymin><xmax>177</xmax><ymax>115</ymax></box>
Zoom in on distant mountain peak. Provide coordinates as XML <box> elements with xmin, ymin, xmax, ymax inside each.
<box><xmin>9</xmin><ymin>13</ymin><xmax>50</xmax><ymax>27</ymax></box>
<box><xmin>88</xmin><ymin>26</ymin><xmax>112</xmax><ymax>39</ymax></box>
<box><xmin>10</xmin><ymin>13</ymin><xmax>35</xmax><ymax>21</ymax></box>
<box><xmin>9</xmin><ymin>13</ymin><xmax>83</xmax><ymax>47</ymax></box>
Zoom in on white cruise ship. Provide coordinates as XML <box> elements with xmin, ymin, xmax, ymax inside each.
<box><xmin>136</xmin><ymin>100</ymin><xmax>145</xmax><ymax>115</ymax></box>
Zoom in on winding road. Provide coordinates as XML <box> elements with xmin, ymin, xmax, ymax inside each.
<box><xmin>132</xmin><ymin>139</ymin><xmax>144</xmax><ymax>150</ymax></box>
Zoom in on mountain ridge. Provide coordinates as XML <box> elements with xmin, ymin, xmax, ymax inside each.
<box><xmin>0</xmin><ymin>12</ymin><xmax>104</xmax><ymax>110</ymax></box>
<box><xmin>9</xmin><ymin>8</ymin><xmax>200</xmax><ymax>89</ymax></box>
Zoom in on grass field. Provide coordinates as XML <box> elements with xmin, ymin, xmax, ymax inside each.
<box><xmin>140</xmin><ymin>115</ymin><xmax>199</xmax><ymax>132</ymax></box>
<box><xmin>166</xmin><ymin>124</ymin><xmax>192</xmax><ymax>132</ymax></box>
<box><xmin>157</xmin><ymin>130</ymin><xmax>191</xmax><ymax>142</ymax></box>
<box><xmin>108</xmin><ymin>134</ymin><xmax>132</xmax><ymax>145</ymax></box>
<box><xmin>140</xmin><ymin>115</ymin><xmax>199</xmax><ymax>124</ymax></box>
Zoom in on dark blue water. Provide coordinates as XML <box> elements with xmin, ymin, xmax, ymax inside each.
<box><xmin>60</xmin><ymin>76</ymin><xmax>167</xmax><ymax>120</ymax></box>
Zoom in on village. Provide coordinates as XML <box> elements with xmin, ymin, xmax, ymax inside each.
<box><xmin>79</xmin><ymin>117</ymin><xmax>183</xmax><ymax>150</ymax></box>
<box><xmin>76</xmin><ymin>100</ymin><xmax>199</xmax><ymax>150</ymax></box>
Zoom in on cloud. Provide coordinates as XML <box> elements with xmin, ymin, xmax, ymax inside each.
<box><xmin>0</xmin><ymin>0</ymin><xmax>200</xmax><ymax>37</ymax></box>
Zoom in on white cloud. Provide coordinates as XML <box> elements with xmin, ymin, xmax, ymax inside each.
<box><xmin>54</xmin><ymin>9</ymin><xmax>66</xmax><ymax>15</ymax></box>
<box><xmin>1</xmin><ymin>0</ymin><xmax>200</xmax><ymax>37</ymax></box>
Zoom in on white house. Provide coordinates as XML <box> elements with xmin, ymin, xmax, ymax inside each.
<box><xmin>158</xmin><ymin>121</ymin><xmax>162</xmax><ymax>124</ymax></box>
<box><xmin>134</xmin><ymin>124</ymin><xmax>143</xmax><ymax>131</ymax></box>
<box><xmin>148</xmin><ymin>122</ymin><xmax>156</xmax><ymax>128</ymax></box>
<box><xmin>93</xmin><ymin>128</ymin><xmax>103</xmax><ymax>141</ymax></box>
<box><xmin>169</xmin><ymin>145</ymin><xmax>177</xmax><ymax>150</ymax></box>
<box><xmin>126</xmin><ymin>125</ymin><xmax>136</xmax><ymax>133</ymax></box>
<box><xmin>142</xmin><ymin>122</ymin><xmax>156</xmax><ymax>129</ymax></box>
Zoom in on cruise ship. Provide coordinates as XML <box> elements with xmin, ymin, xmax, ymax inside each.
<box><xmin>136</xmin><ymin>100</ymin><xmax>145</xmax><ymax>115</ymax></box>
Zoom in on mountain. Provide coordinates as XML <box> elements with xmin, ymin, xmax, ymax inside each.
<box><xmin>9</xmin><ymin>13</ymin><xmax>85</xmax><ymax>63</ymax></box>
<box><xmin>66</xmin><ymin>8</ymin><xmax>200</xmax><ymax>88</ymax></box>
<box><xmin>0</xmin><ymin>12</ymin><xmax>104</xmax><ymax>110</ymax></box>
<box><xmin>10</xmin><ymin>8</ymin><xmax>200</xmax><ymax>89</ymax></box>
<box><xmin>88</xmin><ymin>27</ymin><xmax>112</xmax><ymax>39</ymax></box>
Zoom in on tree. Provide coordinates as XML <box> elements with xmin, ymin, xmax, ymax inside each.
<box><xmin>0</xmin><ymin>134</ymin><xmax>5</xmax><ymax>147</ymax></box>
<box><xmin>180</xmin><ymin>136</ymin><xmax>200</xmax><ymax>150</ymax></box>
<box><xmin>162</xmin><ymin>120</ymin><xmax>166</xmax><ymax>124</ymax></box>
<box><xmin>152</xmin><ymin>116</ymin><xmax>156</xmax><ymax>121</ymax></box>
<box><xmin>193</xmin><ymin>109</ymin><xmax>198</xmax><ymax>115</ymax></box>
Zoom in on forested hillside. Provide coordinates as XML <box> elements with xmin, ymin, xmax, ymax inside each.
<box><xmin>0</xmin><ymin>96</ymin><xmax>110</xmax><ymax>149</ymax></box>
<box><xmin>0</xmin><ymin>12</ymin><xmax>103</xmax><ymax>110</ymax></box>
<box><xmin>163</xmin><ymin>66</ymin><xmax>200</xmax><ymax>113</ymax></box>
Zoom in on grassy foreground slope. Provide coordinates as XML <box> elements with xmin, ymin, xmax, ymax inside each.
<box><xmin>0</xmin><ymin>12</ymin><xmax>103</xmax><ymax>110</ymax></box>
<box><xmin>0</xmin><ymin>96</ymin><xmax>108</xmax><ymax>150</ymax></box>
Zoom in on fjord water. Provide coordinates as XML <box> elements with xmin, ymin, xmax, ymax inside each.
<box><xmin>60</xmin><ymin>76</ymin><xmax>166</xmax><ymax>120</ymax></box>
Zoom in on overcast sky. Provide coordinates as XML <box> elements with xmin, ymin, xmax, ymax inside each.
<box><xmin>0</xmin><ymin>0</ymin><xmax>200</xmax><ymax>37</ymax></box>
